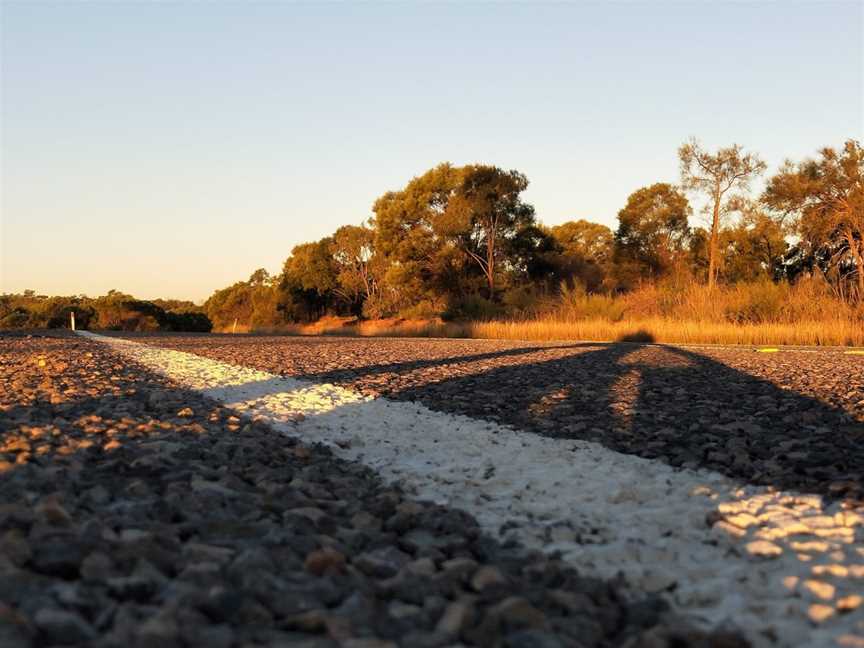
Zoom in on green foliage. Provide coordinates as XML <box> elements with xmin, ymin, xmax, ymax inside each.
<box><xmin>500</xmin><ymin>284</ymin><xmax>546</xmax><ymax>317</ymax></box>
<box><xmin>371</xmin><ymin>163</ymin><xmax>470</xmax><ymax>315</ymax></box>
<box><xmin>438</xmin><ymin>165</ymin><xmax>536</xmax><ymax>297</ymax></box>
<box><xmin>0</xmin><ymin>290</ymin><xmax>211</xmax><ymax>332</ymax></box>
<box><xmin>555</xmin><ymin>281</ymin><xmax>627</xmax><ymax>321</ymax></box>
<box><xmin>0</xmin><ymin>308</ymin><xmax>31</xmax><ymax>328</ymax></box>
<box><xmin>442</xmin><ymin>294</ymin><xmax>503</xmax><ymax>321</ymax></box>
<box><xmin>396</xmin><ymin>299</ymin><xmax>445</xmax><ymax>320</ymax></box>
<box><xmin>763</xmin><ymin>139</ymin><xmax>864</xmax><ymax>300</ymax></box>
<box><xmin>103</xmin><ymin>141</ymin><xmax>860</xmax><ymax>332</ymax></box>
<box><xmin>613</xmin><ymin>183</ymin><xmax>691</xmax><ymax>287</ymax></box>
<box><xmin>678</xmin><ymin>139</ymin><xmax>767</xmax><ymax>288</ymax></box>
<box><xmin>718</xmin><ymin>201</ymin><xmax>788</xmax><ymax>282</ymax></box>
<box><xmin>549</xmin><ymin>220</ymin><xmax>614</xmax><ymax>292</ymax></box>
<box><xmin>203</xmin><ymin>270</ymin><xmax>282</xmax><ymax>331</ymax></box>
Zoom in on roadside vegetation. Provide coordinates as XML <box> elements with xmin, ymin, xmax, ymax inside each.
<box><xmin>4</xmin><ymin>139</ymin><xmax>861</xmax><ymax>345</ymax></box>
<box><xmin>206</xmin><ymin>139</ymin><xmax>863</xmax><ymax>346</ymax></box>
<box><xmin>0</xmin><ymin>290</ymin><xmax>212</xmax><ymax>332</ymax></box>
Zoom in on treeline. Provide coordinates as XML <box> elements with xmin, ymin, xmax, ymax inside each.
<box><xmin>0</xmin><ymin>290</ymin><xmax>212</xmax><ymax>332</ymax></box>
<box><xmin>205</xmin><ymin>139</ymin><xmax>863</xmax><ymax>329</ymax></box>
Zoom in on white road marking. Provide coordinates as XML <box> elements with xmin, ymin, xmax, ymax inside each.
<box><xmin>77</xmin><ymin>331</ymin><xmax>864</xmax><ymax>648</ymax></box>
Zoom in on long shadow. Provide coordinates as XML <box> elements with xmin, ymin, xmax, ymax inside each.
<box><xmin>289</xmin><ymin>342</ymin><xmax>603</xmax><ymax>386</ymax></box>
<box><xmin>131</xmin><ymin>334</ymin><xmax>602</xmax><ymax>389</ymax></box>
<box><xmin>108</xmin><ymin>332</ymin><xmax>864</xmax><ymax>499</ymax></box>
<box><xmin>373</xmin><ymin>342</ymin><xmax>864</xmax><ymax>501</ymax></box>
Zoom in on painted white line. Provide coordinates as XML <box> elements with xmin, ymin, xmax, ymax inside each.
<box><xmin>77</xmin><ymin>331</ymin><xmax>864</xmax><ymax>648</ymax></box>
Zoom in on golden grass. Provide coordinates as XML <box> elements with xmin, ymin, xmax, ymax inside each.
<box><xmin>236</xmin><ymin>315</ymin><xmax>864</xmax><ymax>347</ymax></box>
<box><xmin>213</xmin><ymin>279</ymin><xmax>864</xmax><ymax>347</ymax></box>
<box><xmin>464</xmin><ymin>317</ymin><xmax>864</xmax><ymax>347</ymax></box>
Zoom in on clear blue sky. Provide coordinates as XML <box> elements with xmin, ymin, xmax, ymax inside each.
<box><xmin>2</xmin><ymin>1</ymin><xmax>861</xmax><ymax>302</ymax></box>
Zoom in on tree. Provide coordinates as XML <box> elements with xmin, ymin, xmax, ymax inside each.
<box><xmin>371</xmin><ymin>163</ymin><xmax>467</xmax><ymax>315</ymax></box>
<box><xmin>248</xmin><ymin>268</ymin><xmax>272</xmax><ymax>287</ymax></box>
<box><xmin>283</xmin><ymin>239</ymin><xmax>338</xmax><ymax>296</ymax></box>
<box><xmin>330</xmin><ymin>224</ymin><xmax>378</xmax><ymax>314</ymax></box>
<box><xmin>762</xmin><ymin>140</ymin><xmax>864</xmax><ymax>300</ymax></box>
<box><xmin>679</xmin><ymin>139</ymin><xmax>766</xmax><ymax>289</ymax></box>
<box><xmin>718</xmin><ymin>199</ymin><xmax>788</xmax><ymax>282</ymax></box>
<box><xmin>437</xmin><ymin>165</ymin><xmax>535</xmax><ymax>297</ymax></box>
<box><xmin>549</xmin><ymin>220</ymin><xmax>614</xmax><ymax>291</ymax></box>
<box><xmin>280</xmin><ymin>239</ymin><xmax>339</xmax><ymax>319</ymax></box>
<box><xmin>505</xmin><ymin>223</ymin><xmax>560</xmax><ymax>286</ymax></box>
<box><xmin>613</xmin><ymin>183</ymin><xmax>691</xmax><ymax>286</ymax></box>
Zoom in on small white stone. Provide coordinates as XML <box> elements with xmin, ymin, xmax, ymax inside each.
<box><xmin>745</xmin><ymin>540</ymin><xmax>783</xmax><ymax>558</ymax></box>
<box><xmin>802</xmin><ymin>579</ymin><xmax>835</xmax><ymax>601</ymax></box>
<box><xmin>837</xmin><ymin>594</ymin><xmax>862</xmax><ymax>612</ymax></box>
<box><xmin>727</xmin><ymin>512</ymin><xmax>760</xmax><ymax>529</ymax></box>
<box><xmin>807</xmin><ymin>603</ymin><xmax>835</xmax><ymax>624</ymax></box>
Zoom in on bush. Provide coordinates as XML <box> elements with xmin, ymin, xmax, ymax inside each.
<box><xmin>442</xmin><ymin>294</ymin><xmax>503</xmax><ymax>321</ymax></box>
<box><xmin>555</xmin><ymin>281</ymin><xmax>626</xmax><ymax>321</ymax></box>
<box><xmin>0</xmin><ymin>308</ymin><xmax>31</xmax><ymax>328</ymax></box>
<box><xmin>163</xmin><ymin>311</ymin><xmax>213</xmax><ymax>332</ymax></box>
<box><xmin>501</xmin><ymin>285</ymin><xmax>546</xmax><ymax>318</ymax></box>
<box><xmin>723</xmin><ymin>279</ymin><xmax>787</xmax><ymax>324</ymax></box>
<box><xmin>397</xmin><ymin>299</ymin><xmax>444</xmax><ymax>320</ymax></box>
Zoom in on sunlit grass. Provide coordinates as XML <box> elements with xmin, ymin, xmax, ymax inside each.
<box><xmin>464</xmin><ymin>317</ymin><xmax>864</xmax><ymax>347</ymax></box>
<box><xmin>231</xmin><ymin>315</ymin><xmax>864</xmax><ymax>347</ymax></box>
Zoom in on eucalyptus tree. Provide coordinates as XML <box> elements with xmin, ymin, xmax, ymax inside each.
<box><xmin>330</xmin><ymin>224</ymin><xmax>378</xmax><ymax>312</ymax></box>
<box><xmin>613</xmin><ymin>183</ymin><xmax>691</xmax><ymax>285</ymax></box>
<box><xmin>436</xmin><ymin>165</ymin><xmax>536</xmax><ymax>298</ymax></box>
<box><xmin>370</xmin><ymin>163</ymin><xmax>466</xmax><ymax>314</ymax></box>
<box><xmin>763</xmin><ymin>140</ymin><xmax>864</xmax><ymax>300</ymax></box>
<box><xmin>550</xmin><ymin>220</ymin><xmax>614</xmax><ymax>291</ymax></box>
<box><xmin>679</xmin><ymin>139</ymin><xmax>766</xmax><ymax>289</ymax></box>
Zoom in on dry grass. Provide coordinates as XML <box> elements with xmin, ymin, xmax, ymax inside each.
<box><xmin>235</xmin><ymin>317</ymin><xmax>459</xmax><ymax>338</ymax></box>
<box><xmin>232</xmin><ymin>316</ymin><xmax>864</xmax><ymax>347</ymax></box>
<box><xmin>464</xmin><ymin>317</ymin><xmax>864</xmax><ymax>347</ymax></box>
<box><xmin>222</xmin><ymin>280</ymin><xmax>864</xmax><ymax>347</ymax></box>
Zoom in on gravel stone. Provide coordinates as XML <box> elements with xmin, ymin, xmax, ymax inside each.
<box><xmin>134</xmin><ymin>335</ymin><xmax>864</xmax><ymax>502</ymax></box>
<box><xmin>1</xmin><ymin>334</ymin><xmax>736</xmax><ymax>647</ymax></box>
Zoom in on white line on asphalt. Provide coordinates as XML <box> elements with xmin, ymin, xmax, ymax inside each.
<box><xmin>77</xmin><ymin>331</ymin><xmax>864</xmax><ymax>648</ymax></box>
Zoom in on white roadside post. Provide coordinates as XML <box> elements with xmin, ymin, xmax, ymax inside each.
<box><xmin>70</xmin><ymin>311</ymin><xmax>76</xmax><ymax>331</ymax></box>
<box><xmin>232</xmin><ymin>318</ymin><xmax>238</xmax><ymax>334</ymax></box>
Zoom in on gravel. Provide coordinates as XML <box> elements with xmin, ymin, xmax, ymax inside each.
<box><xmin>0</xmin><ymin>334</ymin><xmax>741</xmax><ymax>647</ymax></box>
<box><xmin>123</xmin><ymin>335</ymin><xmax>864</xmax><ymax>502</ymax></box>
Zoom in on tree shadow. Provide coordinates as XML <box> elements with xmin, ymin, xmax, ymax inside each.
<box><xmin>86</xmin><ymin>331</ymin><xmax>864</xmax><ymax>500</ymax></box>
<box><xmin>617</xmin><ymin>330</ymin><xmax>656</xmax><ymax>343</ymax></box>
<box><xmin>116</xmin><ymin>333</ymin><xmax>602</xmax><ymax>390</ymax></box>
<box><xmin>86</xmin><ymin>332</ymin><xmax>864</xmax><ymax>647</ymax></box>
<box><xmin>372</xmin><ymin>342</ymin><xmax>864</xmax><ymax>502</ymax></box>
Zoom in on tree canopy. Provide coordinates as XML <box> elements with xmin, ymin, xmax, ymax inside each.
<box><xmin>613</xmin><ymin>183</ymin><xmax>691</xmax><ymax>287</ymax></box>
<box><xmin>679</xmin><ymin>140</ymin><xmax>766</xmax><ymax>289</ymax></box>
<box><xmin>183</xmin><ymin>139</ymin><xmax>864</xmax><ymax>331</ymax></box>
<box><xmin>763</xmin><ymin>140</ymin><xmax>864</xmax><ymax>300</ymax></box>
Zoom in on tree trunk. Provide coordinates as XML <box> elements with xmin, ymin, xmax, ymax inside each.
<box><xmin>707</xmin><ymin>188</ymin><xmax>721</xmax><ymax>290</ymax></box>
<box><xmin>846</xmin><ymin>229</ymin><xmax>864</xmax><ymax>301</ymax></box>
<box><xmin>857</xmin><ymin>252</ymin><xmax>864</xmax><ymax>301</ymax></box>
<box><xmin>486</xmin><ymin>230</ymin><xmax>496</xmax><ymax>299</ymax></box>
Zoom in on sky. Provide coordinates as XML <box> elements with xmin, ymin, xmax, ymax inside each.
<box><xmin>1</xmin><ymin>1</ymin><xmax>862</xmax><ymax>302</ymax></box>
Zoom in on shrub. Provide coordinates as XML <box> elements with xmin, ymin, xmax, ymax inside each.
<box><xmin>442</xmin><ymin>294</ymin><xmax>503</xmax><ymax>321</ymax></box>
<box><xmin>163</xmin><ymin>311</ymin><xmax>213</xmax><ymax>332</ymax></box>
<box><xmin>397</xmin><ymin>299</ymin><xmax>444</xmax><ymax>320</ymax></box>
<box><xmin>501</xmin><ymin>285</ymin><xmax>546</xmax><ymax>318</ymax></box>
<box><xmin>555</xmin><ymin>281</ymin><xmax>626</xmax><ymax>321</ymax></box>
<box><xmin>0</xmin><ymin>308</ymin><xmax>31</xmax><ymax>328</ymax></box>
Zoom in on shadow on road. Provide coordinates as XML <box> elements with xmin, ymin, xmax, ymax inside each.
<box><xmin>102</xmin><ymin>332</ymin><xmax>864</xmax><ymax>502</ymax></box>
